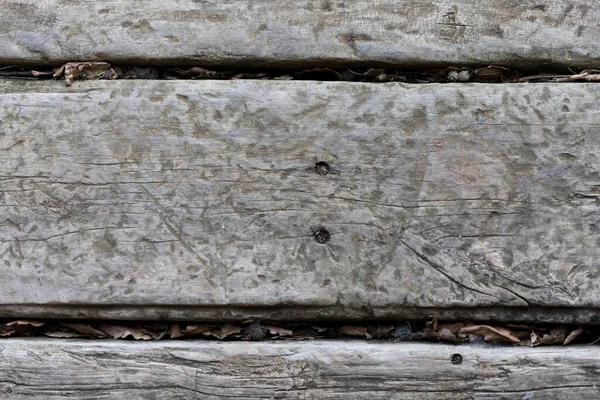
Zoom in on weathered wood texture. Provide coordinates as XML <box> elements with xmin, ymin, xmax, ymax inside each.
<box><xmin>0</xmin><ymin>339</ymin><xmax>599</xmax><ymax>399</ymax></box>
<box><xmin>1</xmin><ymin>80</ymin><xmax>600</xmax><ymax>321</ymax></box>
<box><xmin>1</xmin><ymin>0</ymin><xmax>599</xmax><ymax>67</ymax></box>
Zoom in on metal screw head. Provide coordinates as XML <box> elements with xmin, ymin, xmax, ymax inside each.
<box><xmin>314</xmin><ymin>228</ymin><xmax>331</xmax><ymax>244</ymax></box>
<box><xmin>451</xmin><ymin>354</ymin><xmax>463</xmax><ymax>365</ymax></box>
<box><xmin>315</xmin><ymin>161</ymin><xmax>330</xmax><ymax>176</ymax></box>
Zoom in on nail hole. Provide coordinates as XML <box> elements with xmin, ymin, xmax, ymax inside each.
<box><xmin>315</xmin><ymin>161</ymin><xmax>330</xmax><ymax>176</ymax></box>
<box><xmin>314</xmin><ymin>228</ymin><xmax>331</xmax><ymax>244</ymax></box>
<box><xmin>451</xmin><ymin>354</ymin><xmax>463</xmax><ymax>365</ymax></box>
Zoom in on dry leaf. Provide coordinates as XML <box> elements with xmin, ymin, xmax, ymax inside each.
<box><xmin>220</xmin><ymin>323</ymin><xmax>241</xmax><ymax>339</ymax></box>
<box><xmin>460</xmin><ymin>325</ymin><xmax>520</xmax><ymax>343</ymax></box>
<box><xmin>44</xmin><ymin>331</ymin><xmax>85</xmax><ymax>338</ymax></box>
<box><xmin>97</xmin><ymin>324</ymin><xmax>153</xmax><ymax>340</ymax></box>
<box><xmin>423</xmin><ymin>323</ymin><xmax>465</xmax><ymax>343</ymax></box>
<box><xmin>61</xmin><ymin>323</ymin><xmax>108</xmax><ymax>338</ymax></box>
<box><xmin>362</xmin><ymin>68</ymin><xmax>386</xmax><ymax>77</ymax></box>
<box><xmin>426</xmin><ymin>315</ymin><xmax>439</xmax><ymax>331</ymax></box>
<box><xmin>339</xmin><ymin>325</ymin><xmax>372</xmax><ymax>339</ymax></box>
<box><xmin>532</xmin><ymin>327</ymin><xmax>567</xmax><ymax>346</ymax></box>
<box><xmin>367</xmin><ymin>325</ymin><xmax>395</xmax><ymax>339</ymax></box>
<box><xmin>134</xmin><ymin>323</ymin><xmax>170</xmax><ymax>340</ymax></box>
<box><xmin>473</xmin><ymin>65</ymin><xmax>515</xmax><ymax>83</ymax></box>
<box><xmin>31</xmin><ymin>70</ymin><xmax>54</xmax><ymax>77</ymax></box>
<box><xmin>434</xmin><ymin>327</ymin><xmax>466</xmax><ymax>343</ymax></box>
<box><xmin>564</xmin><ymin>327</ymin><xmax>584</xmax><ymax>345</ymax></box>
<box><xmin>6</xmin><ymin>320</ymin><xmax>46</xmax><ymax>327</ymax></box>
<box><xmin>265</xmin><ymin>325</ymin><xmax>293</xmax><ymax>337</ymax></box>
<box><xmin>53</xmin><ymin>62</ymin><xmax>118</xmax><ymax>86</ymax></box>
<box><xmin>500</xmin><ymin>70</ymin><xmax>520</xmax><ymax>83</ymax></box>
<box><xmin>169</xmin><ymin>324</ymin><xmax>215</xmax><ymax>339</ymax></box>
<box><xmin>174</xmin><ymin>67</ymin><xmax>217</xmax><ymax>78</ymax></box>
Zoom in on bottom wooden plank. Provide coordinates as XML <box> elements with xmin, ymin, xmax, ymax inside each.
<box><xmin>0</xmin><ymin>339</ymin><xmax>598</xmax><ymax>399</ymax></box>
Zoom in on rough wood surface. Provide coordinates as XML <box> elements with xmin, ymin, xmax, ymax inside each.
<box><xmin>0</xmin><ymin>339</ymin><xmax>599</xmax><ymax>399</ymax></box>
<box><xmin>1</xmin><ymin>80</ymin><xmax>600</xmax><ymax>321</ymax></box>
<box><xmin>1</xmin><ymin>0</ymin><xmax>599</xmax><ymax>67</ymax></box>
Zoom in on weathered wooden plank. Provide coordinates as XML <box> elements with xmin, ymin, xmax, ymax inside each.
<box><xmin>0</xmin><ymin>339</ymin><xmax>599</xmax><ymax>399</ymax></box>
<box><xmin>1</xmin><ymin>0</ymin><xmax>599</xmax><ymax>67</ymax></box>
<box><xmin>1</xmin><ymin>80</ymin><xmax>600</xmax><ymax>321</ymax></box>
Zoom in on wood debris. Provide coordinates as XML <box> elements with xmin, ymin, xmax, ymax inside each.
<box><xmin>0</xmin><ymin>318</ymin><xmax>591</xmax><ymax>346</ymax></box>
<box><xmin>52</xmin><ymin>62</ymin><xmax>118</xmax><ymax>86</ymax></box>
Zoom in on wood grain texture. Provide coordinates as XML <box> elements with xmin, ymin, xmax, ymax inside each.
<box><xmin>0</xmin><ymin>0</ymin><xmax>599</xmax><ymax>67</ymax></box>
<box><xmin>0</xmin><ymin>339</ymin><xmax>600</xmax><ymax>399</ymax></box>
<box><xmin>1</xmin><ymin>79</ymin><xmax>600</xmax><ymax>321</ymax></box>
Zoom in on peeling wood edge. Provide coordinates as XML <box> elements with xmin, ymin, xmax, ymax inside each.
<box><xmin>3</xmin><ymin>305</ymin><xmax>600</xmax><ymax>324</ymax></box>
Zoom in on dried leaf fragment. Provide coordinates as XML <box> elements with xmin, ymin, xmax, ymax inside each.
<box><xmin>169</xmin><ymin>324</ymin><xmax>215</xmax><ymax>339</ymax></box>
<box><xmin>423</xmin><ymin>322</ymin><xmax>466</xmax><ymax>343</ymax></box>
<box><xmin>265</xmin><ymin>325</ymin><xmax>293</xmax><ymax>337</ymax></box>
<box><xmin>564</xmin><ymin>327</ymin><xmax>584</xmax><ymax>345</ymax></box>
<box><xmin>97</xmin><ymin>324</ymin><xmax>153</xmax><ymax>340</ymax></box>
<box><xmin>473</xmin><ymin>65</ymin><xmax>518</xmax><ymax>83</ymax></box>
<box><xmin>44</xmin><ymin>331</ymin><xmax>85</xmax><ymax>338</ymax></box>
<box><xmin>367</xmin><ymin>325</ymin><xmax>395</xmax><ymax>339</ymax></box>
<box><xmin>61</xmin><ymin>323</ymin><xmax>108</xmax><ymax>338</ymax></box>
<box><xmin>338</xmin><ymin>325</ymin><xmax>372</xmax><ymax>339</ymax></box>
<box><xmin>173</xmin><ymin>67</ymin><xmax>217</xmax><ymax>78</ymax></box>
<box><xmin>220</xmin><ymin>323</ymin><xmax>241</xmax><ymax>339</ymax></box>
<box><xmin>460</xmin><ymin>325</ymin><xmax>520</xmax><ymax>343</ymax></box>
<box><xmin>426</xmin><ymin>315</ymin><xmax>439</xmax><ymax>331</ymax></box>
<box><xmin>530</xmin><ymin>327</ymin><xmax>568</xmax><ymax>346</ymax></box>
<box><xmin>53</xmin><ymin>62</ymin><xmax>118</xmax><ymax>86</ymax></box>
<box><xmin>6</xmin><ymin>320</ymin><xmax>46</xmax><ymax>327</ymax></box>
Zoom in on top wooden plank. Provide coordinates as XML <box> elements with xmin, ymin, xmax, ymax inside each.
<box><xmin>1</xmin><ymin>0</ymin><xmax>599</xmax><ymax>67</ymax></box>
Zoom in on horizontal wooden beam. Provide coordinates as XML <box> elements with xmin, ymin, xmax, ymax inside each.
<box><xmin>1</xmin><ymin>80</ymin><xmax>600</xmax><ymax>321</ymax></box>
<box><xmin>0</xmin><ymin>0</ymin><xmax>598</xmax><ymax>67</ymax></box>
<box><xmin>0</xmin><ymin>339</ymin><xmax>598</xmax><ymax>399</ymax></box>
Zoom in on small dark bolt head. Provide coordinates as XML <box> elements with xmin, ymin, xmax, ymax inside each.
<box><xmin>314</xmin><ymin>228</ymin><xmax>331</xmax><ymax>244</ymax></box>
<box><xmin>315</xmin><ymin>161</ymin><xmax>330</xmax><ymax>176</ymax></box>
<box><xmin>451</xmin><ymin>354</ymin><xmax>463</xmax><ymax>365</ymax></box>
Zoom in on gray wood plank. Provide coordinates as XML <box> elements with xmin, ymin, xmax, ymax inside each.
<box><xmin>1</xmin><ymin>80</ymin><xmax>600</xmax><ymax>321</ymax></box>
<box><xmin>0</xmin><ymin>0</ymin><xmax>599</xmax><ymax>67</ymax></box>
<box><xmin>0</xmin><ymin>339</ymin><xmax>599</xmax><ymax>399</ymax></box>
